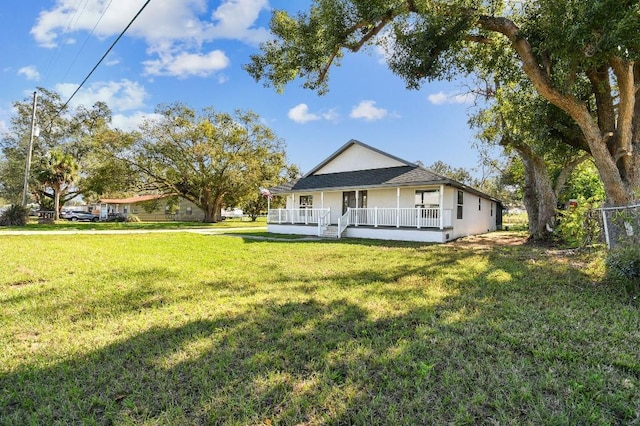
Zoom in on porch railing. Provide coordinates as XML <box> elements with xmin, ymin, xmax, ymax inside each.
<box><xmin>267</xmin><ymin>208</ymin><xmax>330</xmax><ymax>224</ymax></box>
<box><xmin>348</xmin><ymin>207</ymin><xmax>452</xmax><ymax>229</ymax></box>
<box><xmin>337</xmin><ymin>210</ymin><xmax>350</xmax><ymax>238</ymax></box>
<box><xmin>267</xmin><ymin>207</ymin><xmax>452</xmax><ymax>229</ymax></box>
<box><xmin>317</xmin><ymin>209</ymin><xmax>332</xmax><ymax>236</ymax></box>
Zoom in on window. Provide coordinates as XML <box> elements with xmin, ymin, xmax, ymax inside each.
<box><xmin>186</xmin><ymin>206</ymin><xmax>193</xmax><ymax>215</ymax></box>
<box><xmin>457</xmin><ymin>191</ymin><xmax>464</xmax><ymax>220</ymax></box>
<box><xmin>300</xmin><ymin>195</ymin><xmax>313</xmax><ymax>217</ymax></box>
<box><xmin>415</xmin><ymin>190</ymin><xmax>440</xmax><ymax>218</ymax></box>
<box><xmin>478</xmin><ymin>197</ymin><xmax>482</xmax><ymax>211</ymax></box>
<box><xmin>491</xmin><ymin>203</ymin><xmax>494</xmax><ymax>217</ymax></box>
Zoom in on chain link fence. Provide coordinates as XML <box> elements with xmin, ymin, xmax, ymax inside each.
<box><xmin>591</xmin><ymin>204</ymin><xmax>640</xmax><ymax>249</ymax></box>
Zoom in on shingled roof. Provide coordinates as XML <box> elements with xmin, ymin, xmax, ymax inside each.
<box><xmin>271</xmin><ymin>165</ymin><xmax>453</xmax><ymax>193</ymax></box>
<box><xmin>269</xmin><ymin>140</ymin><xmax>501</xmax><ymax>203</ymax></box>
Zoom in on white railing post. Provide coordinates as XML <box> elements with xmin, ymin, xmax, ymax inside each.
<box><xmin>374</xmin><ymin>207</ymin><xmax>378</xmax><ymax>227</ymax></box>
<box><xmin>396</xmin><ymin>207</ymin><xmax>400</xmax><ymax>228</ymax></box>
<box><xmin>278</xmin><ymin>209</ymin><xmax>282</xmax><ymax>224</ymax></box>
<box><xmin>417</xmin><ymin>207</ymin><xmax>421</xmax><ymax>229</ymax></box>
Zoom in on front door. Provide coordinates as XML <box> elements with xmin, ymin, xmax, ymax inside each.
<box><xmin>342</xmin><ymin>191</ymin><xmax>356</xmax><ymax>214</ymax></box>
<box><xmin>342</xmin><ymin>191</ymin><xmax>367</xmax><ymax>215</ymax></box>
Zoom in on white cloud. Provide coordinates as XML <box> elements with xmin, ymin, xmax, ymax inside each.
<box><xmin>288</xmin><ymin>104</ymin><xmax>339</xmax><ymax>124</ymax></box>
<box><xmin>55</xmin><ymin>79</ymin><xmax>148</xmax><ymax>112</ymax></box>
<box><xmin>30</xmin><ymin>0</ymin><xmax>270</xmax><ymax>78</ymax></box>
<box><xmin>17</xmin><ymin>65</ymin><xmax>41</xmax><ymax>81</ymax></box>
<box><xmin>428</xmin><ymin>91</ymin><xmax>476</xmax><ymax>105</ymax></box>
<box><xmin>288</xmin><ymin>104</ymin><xmax>320</xmax><ymax>124</ymax></box>
<box><xmin>350</xmin><ymin>100</ymin><xmax>388</xmax><ymax>121</ymax></box>
<box><xmin>111</xmin><ymin>111</ymin><xmax>163</xmax><ymax>132</ymax></box>
<box><xmin>143</xmin><ymin>50</ymin><xmax>229</xmax><ymax>78</ymax></box>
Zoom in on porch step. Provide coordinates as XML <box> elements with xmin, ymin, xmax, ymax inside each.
<box><xmin>320</xmin><ymin>225</ymin><xmax>341</xmax><ymax>238</ymax></box>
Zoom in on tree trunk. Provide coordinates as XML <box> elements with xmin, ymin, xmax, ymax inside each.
<box><xmin>515</xmin><ymin>146</ymin><xmax>557</xmax><ymax>240</ymax></box>
<box><xmin>53</xmin><ymin>185</ymin><xmax>61</xmax><ymax>221</ymax></box>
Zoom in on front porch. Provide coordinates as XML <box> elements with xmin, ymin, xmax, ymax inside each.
<box><xmin>267</xmin><ymin>207</ymin><xmax>453</xmax><ymax>241</ymax></box>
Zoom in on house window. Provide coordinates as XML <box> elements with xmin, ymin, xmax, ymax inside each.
<box><xmin>415</xmin><ymin>190</ymin><xmax>440</xmax><ymax>218</ymax></box>
<box><xmin>186</xmin><ymin>207</ymin><xmax>193</xmax><ymax>215</ymax></box>
<box><xmin>300</xmin><ymin>195</ymin><xmax>313</xmax><ymax>207</ymax></box>
<box><xmin>457</xmin><ymin>191</ymin><xmax>464</xmax><ymax>220</ymax></box>
<box><xmin>478</xmin><ymin>197</ymin><xmax>482</xmax><ymax>211</ymax></box>
<box><xmin>491</xmin><ymin>203</ymin><xmax>494</xmax><ymax>217</ymax></box>
<box><xmin>300</xmin><ymin>195</ymin><xmax>313</xmax><ymax>216</ymax></box>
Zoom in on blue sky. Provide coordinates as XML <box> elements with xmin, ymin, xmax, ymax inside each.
<box><xmin>0</xmin><ymin>0</ymin><xmax>488</xmax><ymax>175</ymax></box>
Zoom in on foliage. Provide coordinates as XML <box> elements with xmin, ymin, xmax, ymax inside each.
<box><xmin>0</xmin><ymin>204</ymin><xmax>29</xmax><ymax>226</ymax></box>
<box><xmin>556</xmin><ymin>197</ymin><xmax>601</xmax><ymax>248</ymax></box>
<box><xmin>427</xmin><ymin>160</ymin><xmax>475</xmax><ymax>185</ymax></box>
<box><xmin>138</xmin><ymin>197</ymin><xmax>162</xmax><ymax>214</ymax></box>
<box><xmin>0</xmin><ymin>88</ymin><xmax>132</xmax><ymax>206</ymax></box>
<box><xmin>33</xmin><ymin>149</ymin><xmax>79</xmax><ymax>220</ymax></box>
<box><xmin>557</xmin><ymin>161</ymin><xmax>605</xmax><ymax>206</ymax></box>
<box><xmin>606</xmin><ymin>244</ymin><xmax>640</xmax><ymax>298</ymax></box>
<box><xmin>109</xmin><ymin>103</ymin><xmax>293</xmax><ymax>223</ymax></box>
<box><xmin>246</xmin><ymin>0</ymin><xmax>640</xmax><ymax>206</ymax></box>
<box><xmin>126</xmin><ymin>215</ymin><xmax>141</xmax><ymax>223</ymax></box>
<box><xmin>1</xmin><ymin>233</ymin><xmax>637</xmax><ymax>424</ymax></box>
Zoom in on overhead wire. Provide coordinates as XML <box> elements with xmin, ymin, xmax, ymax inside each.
<box><xmin>41</xmin><ymin>0</ymin><xmax>88</xmax><ymax>83</ymax></box>
<box><xmin>58</xmin><ymin>0</ymin><xmax>152</xmax><ymax>115</ymax></box>
<box><xmin>60</xmin><ymin>0</ymin><xmax>115</xmax><ymax>83</ymax></box>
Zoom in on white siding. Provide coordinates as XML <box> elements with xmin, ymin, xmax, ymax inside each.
<box><xmin>314</xmin><ymin>144</ymin><xmax>406</xmax><ymax>174</ymax></box>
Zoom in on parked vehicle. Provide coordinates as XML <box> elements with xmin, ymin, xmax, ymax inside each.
<box><xmin>61</xmin><ymin>210</ymin><xmax>100</xmax><ymax>222</ymax></box>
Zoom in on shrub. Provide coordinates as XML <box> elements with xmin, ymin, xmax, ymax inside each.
<box><xmin>0</xmin><ymin>205</ymin><xmax>29</xmax><ymax>226</ymax></box>
<box><xmin>556</xmin><ymin>197</ymin><xmax>601</xmax><ymax>247</ymax></box>
<box><xmin>126</xmin><ymin>215</ymin><xmax>141</xmax><ymax>223</ymax></box>
<box><xmin>105</xmin><ymin>214</ymin><xmax>126</xmax><ymax>222</ymax></box>
<box><xmin>605</xmin><ymin>244</ymin><xmax>640</xmax><ymax>298</ymax></box>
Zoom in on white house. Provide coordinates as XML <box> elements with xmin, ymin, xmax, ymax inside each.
<box><xmin>267</xmin><ymin>140</ymin><xmax>503</xmax><ymax>243</ymax></box>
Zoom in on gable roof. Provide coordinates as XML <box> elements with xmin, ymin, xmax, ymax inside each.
<box><xmin>304</xmin><ymin>139</ymin><xmax>415</xmax><ymax>177</ymax></box>
<box><xmin>270</xmin><ymin>140</ymin><xmax>502</xmax><ymax>204</ymax></box>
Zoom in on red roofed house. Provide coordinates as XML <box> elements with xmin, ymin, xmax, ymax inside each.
<box><xmin>98</xmin><ymin>194</ymin><xmax>206</xmax><ymax>222</ymax></box>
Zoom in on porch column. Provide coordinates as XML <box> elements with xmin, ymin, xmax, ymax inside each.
<box><xmin>355</xmin><ymin>190</ymin><xmax>359</xmax><ymax>226</ymax></box>
<box><xmin>396</xmin><ymin>187</ymin><xmax>400</xmax><ymax>228</ymax></box>
<box><xmin>290</xmin><ymin>194</ymin><xmax>294</xmax><ymax>224</ymax></box>
<box><xmin>321</xmin><ymin>192</ymin><xmax>324</xmax><ymax>209</ymax></box>
<box><xmin>439</xmin><ymin>184</ymin><xmax>444</xmax><ymax>229</ymax></box>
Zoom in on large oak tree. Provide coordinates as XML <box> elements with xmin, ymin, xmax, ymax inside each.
<box><xmin>246</xmin><ymin>0</ymin><xmax>640</xmax><ymax>207</ymax></box>
<box><xmin>112</xmin><ymin>103</ymin><xmax>292</xmax><ymax>223</ymax></box>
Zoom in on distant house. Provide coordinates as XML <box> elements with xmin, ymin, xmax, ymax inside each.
<box><xmin>267</xmin><ymin>140</ymin><xmax>503</xmax><ymax>242</ymax></box>
<box><xmin>98</xmin><ymin>194</ymin><xmax>205</xmax><ymax>222</ymax></box>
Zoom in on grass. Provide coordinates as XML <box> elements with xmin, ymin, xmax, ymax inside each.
<box><xmin>0</xmin><ymin>216</ymin><xmax>266</xmax><ymax>232</ymax></box>
<box><xmin>1</xmin><ymin>232</ymin><xmax>639</xmax><ymax>424</ymax></box>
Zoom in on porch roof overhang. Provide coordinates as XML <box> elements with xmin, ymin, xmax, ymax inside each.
<box><xmin>270</xmin><ymin>165</ymin><xmax>502</xmax><ymax>205</ymax></box>
<box><xmin>99</xmin><ymin>194</ymin><xmax>170</xmax><ymax>205</ymax></box>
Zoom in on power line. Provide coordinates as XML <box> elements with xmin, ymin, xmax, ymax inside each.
<box><xmin>58</xmin><ymin>0</ymin><xmax>152</xmax><ymax>114</ymax></box>
<box><xmin>60</xmin><ymin>0</ymin><xmax>115</xmax><ymax>83</ymax></box>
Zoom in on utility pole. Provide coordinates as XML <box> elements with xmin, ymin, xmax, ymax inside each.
<box><xmin>21</xmin><ymin>91</ymin><xmax>38</xmax><ymax>207</ymax></box>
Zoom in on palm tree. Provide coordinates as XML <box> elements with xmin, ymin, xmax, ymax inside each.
<box><xmin>35</xmin><ymin>150</ymin><xmax>79</xmax><ymax>220</ymax></box>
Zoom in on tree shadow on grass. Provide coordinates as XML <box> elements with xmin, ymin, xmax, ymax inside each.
<box><xmin>1</xmin><ymin>246</ymin><xmax>639</xmax><ymax>425</ymax></box>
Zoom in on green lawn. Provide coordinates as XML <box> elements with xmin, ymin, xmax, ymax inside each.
<box><xmin>1</xmin><ymin>232</ymin><xmax>638</xmax><ymax>425</ymax></box>
<box><xmin>0</xmin><ymin>217</ymin><xmax>266</xmax><ymax>232</ymax></box>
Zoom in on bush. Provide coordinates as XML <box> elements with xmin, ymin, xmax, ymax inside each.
<box><xmin>556</xmin><ymin>197</ymin><xmax>601</xmax><ymax>247</ymax></box>
<box><xmin>0</xmin><ymin>205</ymin><xmax>29</xmax><ymax>226</ymax></box>
<box><xmin>126</xmin><ymin>215</ymin><xmax>141</xmax><ymax>223</ymax></box>
<box><xmin>605</xmin><ymin>244</ymin><xmax>640</xmax><ymax>298</ymax></box>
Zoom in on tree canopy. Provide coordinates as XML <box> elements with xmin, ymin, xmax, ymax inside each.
<box><xmin>108</xmin><ymin>103</ymin><xmax>294</xmax><ymax>223</ymax></box>
<box><xmin>246</xmin><ymin>0</ymin><xmax>640</xmax><ymax>206</ymax></box>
